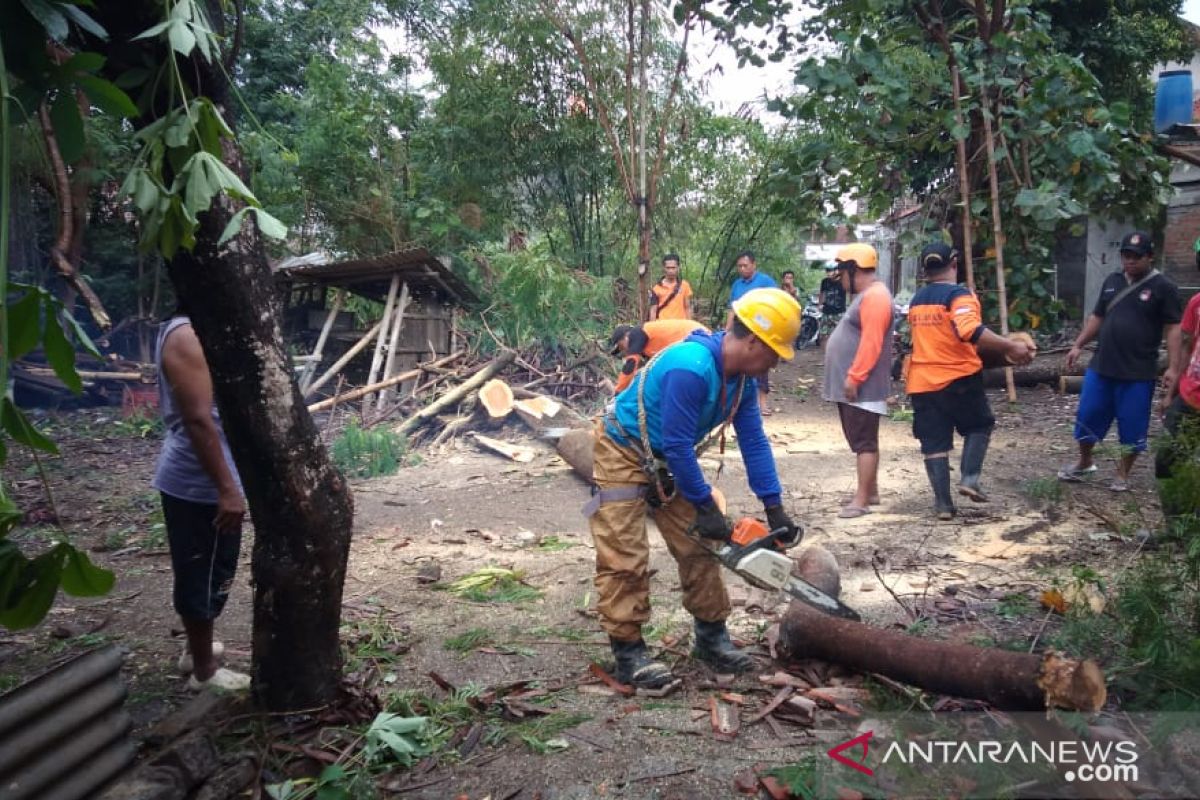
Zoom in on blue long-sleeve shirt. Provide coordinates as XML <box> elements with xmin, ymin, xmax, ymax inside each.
<box><xmin>604</xmin><ymin>330</ymin><xmax>782</xmax><ymax>508</ymax></box>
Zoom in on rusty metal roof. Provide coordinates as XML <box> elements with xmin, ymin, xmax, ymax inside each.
<box><xmin>275</xmin><ymin>246</ymin><xmax>479</xmax><ymax>306</ymax></box>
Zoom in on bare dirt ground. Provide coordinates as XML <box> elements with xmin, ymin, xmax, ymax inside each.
<box><xmin>0</xmin><ymin>347</ymin><xmax>1166</xmax><ymax>798</ymax></box>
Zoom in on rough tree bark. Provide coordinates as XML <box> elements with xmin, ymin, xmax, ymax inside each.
<box><xmin>97</xmin><ymin>3</ymin><xmax>354</xmax><ymax>710</ymax></box>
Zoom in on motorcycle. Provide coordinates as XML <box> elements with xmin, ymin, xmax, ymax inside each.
<box><xmin>797</xmin><ymin>294</ymin><xmax>823</xmax><ymax>350</ymax></box>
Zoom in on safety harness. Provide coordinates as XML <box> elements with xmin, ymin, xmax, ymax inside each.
<box><xmin>583</xmin><ymin>344</ymin><xmax>745</xmax><ymax>517</ymax></box>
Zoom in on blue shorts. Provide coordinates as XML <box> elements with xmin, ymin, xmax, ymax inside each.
<box><xmin>1073</xmin><ymin>370</ymin><xmax>1155</xmax><ymax>453</ymax></box>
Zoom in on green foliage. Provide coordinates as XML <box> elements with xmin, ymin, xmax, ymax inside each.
<box><xmin>752</xmin><ymin>0</ymin><xmax>1179</xmax><ymax>331</ymax></box>
<box><xmin>363</xmin><ymin>712</ymin><xmax>430</xmax><ymax>766</ymax></box>
<box><xmin>330</xmin><ymin>422</ymin><xmax>407</xmax><ymax>479</ymax></box>
<box><xmin>766</xmin><ymin>756</ymin><xmax>820</xmax><ymax>800</ymax></box>
<box><xmin>464</xmin><ymin>242</ymin><xmax>616</xmax><ymax>353</ymax></box>
<box><xmin>443</xmin><ymin>566</ymin><xmax>542</xmax><ymax>604</ymax></box>
<box><xmin>536</xmin><ymin>535</ymin><xmax>577</xmax><ymax>552</ymax></box>
<box><xmin>488</xmin><ymin>712</ymin><xmax>591</xmax><ymax>754</ymax></box>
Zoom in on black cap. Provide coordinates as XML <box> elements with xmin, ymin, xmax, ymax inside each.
<box><xmin>608</xmin><ymin>325</ymin><xmax>634</xmax><ymax>355</ymax></box>
<box><xmin>1119</xmin><ymin>231</ymin><xmax>1153</xmax><ymax>256</ymax></box>
<box><xmin>920</xmin><ymin>242</ymin><xmax>957</xmax><ymax>274</ymax></box>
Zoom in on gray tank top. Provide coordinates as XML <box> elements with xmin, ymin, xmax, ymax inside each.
<box><xmin>151</xmin><ymin>317</ymin><xmax>242</xmax><ymax>504</ymax></box>
<box><xmin>822</xmin><ymin>284</ymin><xmax>895</xmax><ymax>405</ymax></box>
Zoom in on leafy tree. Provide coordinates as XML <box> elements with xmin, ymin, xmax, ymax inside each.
<box><xmin>709</xmin><ymin>0</ymin><xmax>1187</xmax><ymax>330</ymax></box>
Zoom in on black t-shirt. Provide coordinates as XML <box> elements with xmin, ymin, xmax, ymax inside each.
<box><xmin>1091</xmin><ymin>271</ymin><xmax>1182</xmax><ymax>381</ymax></box>
<box><xmin>820</xmin><ymin>278</ymin><xmax>846</xmax><ymax>314</ymax></box>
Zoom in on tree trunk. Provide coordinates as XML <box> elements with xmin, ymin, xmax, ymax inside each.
<box><xmin>169</xmin><ymin>155</ymin><xmax>354</xmax><ymax>709</ymax></box>
<box><xmin>99</xmin><ymin>2</ymin><xmax>357</xmax><ymax>710</ymax></box>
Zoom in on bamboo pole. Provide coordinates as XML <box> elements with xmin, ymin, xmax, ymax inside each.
<box><xmin>376</xmin><ymin>282</ymin><xmax>410</xmax><ymax>411</ymax></box>
<box><xmin>363</xmin><ymin>274</ymin><xmax>400</xmax><ymax>414</ymax></box>
<box><xmin>303</xmin><ymin>318</ymin><xmax>385</xmax><ymax>398</ymax></box>
<box><xmin>980</xmin><ymin>101</ymin><xmax>1018</xmax><ymax>402</ymax></box>
<box><xmin>950</xmin><ymin>65</ymin><xmax>977</xmax><ymax>293</ymax></box>
<box><xmin>306</xmin><ymin>350</ymin><xmax>463</xmax><ymax>413</ymax></box>
<box><xmin>299</xmin><ymin>289</ymin><xmax>343</xmax><ymax>393</ymax></box>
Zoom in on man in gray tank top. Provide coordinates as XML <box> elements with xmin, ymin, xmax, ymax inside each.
<box><xmin>152</xmin><ymin>311</ymin><xmax>250</xmax><ymax>691</ymax></box>
<box><xmin>822</xmin><ymin>244</ymin><xmax>894</xmax><ymax>518</ymax></box>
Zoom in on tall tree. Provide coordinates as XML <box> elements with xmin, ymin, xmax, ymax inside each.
<box><xmin>543</xmin><ymin>0</ymin><xmax>700</xmax><ymax>318</ymax></box>
<box><xmin>91</xmin><ymin>0</ymin><xmax>354</xmax><ymax>710</ymax></box>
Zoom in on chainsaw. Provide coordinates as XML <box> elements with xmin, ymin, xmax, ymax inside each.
<box><xmin>712</xmin><ymin>517</ymin><xmax>861</xmax><ymax>622</ymax></box>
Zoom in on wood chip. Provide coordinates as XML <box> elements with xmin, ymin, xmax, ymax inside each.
<box><xmin>709</xmin><ymin>696</ymin><xmax>740</xmax><ymax>741</ymax></box>
<box><xmin>587</xmin><ymin>662</ymin><xmax>635</xmax><ymax>696</ymax></box>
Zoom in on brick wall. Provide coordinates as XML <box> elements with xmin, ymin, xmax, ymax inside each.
<box><xmin>1165</xmin><ymin>201</ymin><xmax>1200</xmax><ymax>296</ymax></box>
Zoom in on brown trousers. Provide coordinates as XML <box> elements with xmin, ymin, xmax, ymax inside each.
<box><xmin>589</xmin><ymin>423</ymin><xmax>730</xmax><ymax>641</ymax></box>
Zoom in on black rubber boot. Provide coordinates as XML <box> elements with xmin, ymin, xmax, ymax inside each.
<box><xmin>957</xmin><ymin>432</ymin><xmax>991</xmax><ymax>502</ymax></box>
<box><xmin>924</xmin><ymin>457</ymin><xmax>957</xmax><ymax>520</ymax></box>
<box><xmin>692</xmin><ymin>619</ymin><xmax>755</xmax><ymax>674</ymax></box>
<box><xmin>610</xmin><ymin>637</ymin><xmax>674</xmax><ymax>689</ymax></box>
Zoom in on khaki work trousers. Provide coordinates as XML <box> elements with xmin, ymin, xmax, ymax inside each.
<box><xmin>589</xmin><ymin>423</ymin><xmax>730</xmax><ymax>641</ymax></box>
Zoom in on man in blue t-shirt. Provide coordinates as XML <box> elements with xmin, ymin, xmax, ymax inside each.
<box><xmin>725</xmin><ymin>251</ymin><xmax>778</xmax><ymax>411</ymax></box>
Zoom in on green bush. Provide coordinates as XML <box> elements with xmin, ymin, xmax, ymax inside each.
<box><xmin>331</xmin><ymin>422</ymin><xmax>407</xmax><ymax>479</ymax></box>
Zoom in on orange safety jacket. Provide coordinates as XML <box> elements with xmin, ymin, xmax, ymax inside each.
<box><xmin>614</xmin><ymin>319</ymin><xmax>708</xmax><ymax>393</ymax></box>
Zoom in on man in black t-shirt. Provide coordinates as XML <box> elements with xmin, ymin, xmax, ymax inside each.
<box><xmin>819</xmin><ymin>263</ymin><xmax>846</xmax><ymax>316</ymax></box>
<box><xmin>1057</xmin><ymin>231</ymin><xmax>1183</xmax><ymax>491</ymax></box>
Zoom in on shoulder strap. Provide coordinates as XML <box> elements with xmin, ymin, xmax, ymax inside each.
<box><xmin>1101</xmin><ymin>270</ymin><xmax>1159</xmax><ymax>317</ymax></box>
<box><xmin>655</xmin><ymin>280</ymin><xmax>683</xmax><ymax>314</ymax></box>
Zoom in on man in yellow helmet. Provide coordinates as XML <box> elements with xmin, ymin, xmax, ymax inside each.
<box><xmin>586</xmin><ymin>288</ymin><xmax>803</xmax><ymax>689</ymax></box>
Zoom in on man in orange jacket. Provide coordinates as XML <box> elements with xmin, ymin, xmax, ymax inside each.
<box><xmin>609</xmin><ymin>319</ymin><xmax>709</xmax><ymax>394</ymax></box>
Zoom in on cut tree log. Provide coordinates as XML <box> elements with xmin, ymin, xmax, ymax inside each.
<box><xmin>394</xmin><ymin>350</ymin><xmax>517</xmax><ymax>439</ymax></box>
<box><xmin>555</xmin><ymin>427</ymin><xmax>595</xmax><ymax>484</ymax></box>
<box><xmin>478</xmin><ymin>378</ymin><xmax>515</xmax><ymax>422</ymax></box>
<box><xmin>982</xmin><ymin>351</ymin><xmax>1088</xmax><ymax>389</ymax></box>
<box><xmin>1058</xmin><ymin>375</ymin><xmax>1084</xmax><ymax>395</ymax></box>
<box><xmin>776</xmin><ymin>549</ymin><xmax>1106</xmax><ymax>711</ymax></box>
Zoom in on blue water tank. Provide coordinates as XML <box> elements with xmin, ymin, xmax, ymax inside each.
<box><xmin>1155</xmin><ymin>70</ymin><xmax>1193</xmax><ymax>133</ymax></box>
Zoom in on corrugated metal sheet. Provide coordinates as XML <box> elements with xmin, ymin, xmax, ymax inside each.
<box><xmin>0</xmin><ymin>645</ymin><xmax>135</xmax><ymax>800</ymax></box>
<box><xmin>276</xmin><ymin>246</ymin><xmax>479</xmax><ymax>306</ymax></box>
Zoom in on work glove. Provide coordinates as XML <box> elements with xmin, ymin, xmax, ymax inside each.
<box><xmin>693</xmin><ymin>503</ymin><xmax>732</xmax><ymax>542</ymax></box>
<box><xmin>765</xmin><ymin>505</ymin><xmax>803</xmax><ymax>549</ymax></box>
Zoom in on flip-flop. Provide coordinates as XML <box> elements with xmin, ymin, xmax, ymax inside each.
<box><xmin>177</xmin><ymin>641</ymin><xmax>225</xmax><ymax>675</ymax></box>
<box><xmin>1108</xmin><ymin>478</ymin><xmax>1130</xmax><ymax>493</ymax></box>
<box><xmin>1056</xmin><ymin>464</ymin><xmax>1097</xmax><ymax>482</ymax></box>
<box><xmin>838</xmin><ymin>505</ymin><xmax>872</xmax><ymax>519</ymax></box>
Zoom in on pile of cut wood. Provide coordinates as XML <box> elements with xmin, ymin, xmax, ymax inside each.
<box><xmin>306</xmin><ymin>346</ymin><xmax>608</xmax><ymax>451</ymax></box>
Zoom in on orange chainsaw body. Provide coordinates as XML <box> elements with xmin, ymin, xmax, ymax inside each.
<box><xmin>731</xmin><ymin>517</ymin><xmax>771</xmax><ymax>547</ymax></box>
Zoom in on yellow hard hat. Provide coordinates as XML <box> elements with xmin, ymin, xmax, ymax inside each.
<box><xmin>732</xmin><ymin>287</ymin><xmax>802</xmax><ymax>361</ymax></box>
<box><xmin>834</xmin><ymin>243</ymin><xmax>878</xmax><ymax>268</ymax></box>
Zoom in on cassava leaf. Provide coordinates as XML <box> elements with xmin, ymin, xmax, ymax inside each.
<box><xmin>41</xmin><ymin>312</ymin><xmax>83</xmax><ymax>394</ymax></box>
<box><xmin>77</xmin><ymin>75</ymin><xmax>138</xmax><ymax>118</ymax></box>
<box><xmin>50</xmin><ymin>89</ymin><xmax>85</xmax><ymax>163</ymax></box>
<box><xmin>1</xmin><ymin>398</ymin><xmax>59</xmax><ymax>454</ymax></box>
<box><xmin>7</xmin><ymin>290</ymin><xmax>43</xmax><ymax>360</ymax></box>
<box><xmin>59</xmin><ymin>545</ymin><xmax>114</xmax><ymax>596</ymax></box>
<box><xmin>0</xmin><ymin>547</ymin><xmax>65</xmax><ymax>630</ymax></box>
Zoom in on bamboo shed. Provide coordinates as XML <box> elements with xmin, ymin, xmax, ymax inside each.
<box><xmin>275</xmin><ymin>247</ymin><xmax>478</xmax><ymax>410</ymax></box>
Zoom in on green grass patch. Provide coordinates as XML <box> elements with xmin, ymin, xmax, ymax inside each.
<box><xmin>332</xmin><ymin>421</ymin><xmax>410</xmax><ymax>479</ymax></box>
<box><xmin>444</xmin><ymin>628</ymin><xmax>494</xmax><ymax>652</ymax></box>
<box><xmin>1022</xmin><ymin>477</ymin><xmax>1064</xmax><ymax>505</ymax></box>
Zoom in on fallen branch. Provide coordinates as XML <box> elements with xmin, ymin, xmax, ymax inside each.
<box><xmin>394</xmin><ymin>350</ymin><xmax>516</xmax><ymax>439</ymax></box>
<box><xmin>305</xmin><ymin>351</ymin><xmax>463</xmax><ymax>413</ymax></box>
